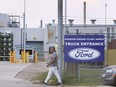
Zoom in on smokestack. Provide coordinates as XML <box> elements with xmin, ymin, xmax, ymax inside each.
<box><xmin>40</xmin><ymin>20</ymin><xmax>43</xmax><ymax>28</ymax></box>
<box><xmin>84</xmin><ymin>1</ymin><xmax>86</xmax><ymax>25</ymax></box>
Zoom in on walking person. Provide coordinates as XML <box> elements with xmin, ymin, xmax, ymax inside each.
<box><xmin>42</xmin><ymin>47</ymin><xmax>63</xmax><ymax>86</ymax></box>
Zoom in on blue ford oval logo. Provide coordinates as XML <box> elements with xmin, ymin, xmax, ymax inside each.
<box><xmin>68</xmin><ymin>48</ymin><xmax>100</xmax><ymax>60</ymax></box>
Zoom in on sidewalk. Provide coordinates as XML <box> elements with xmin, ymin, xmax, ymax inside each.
<box><xmin>0</xmin><ymin>61</ymin><xmax>39</xmax><ymax>87</ymax></box>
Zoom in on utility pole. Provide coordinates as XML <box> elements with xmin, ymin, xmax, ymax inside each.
<box><xmin>65</xmin><ymin>0</ymin><xmax>68</xmax><ymax>34</ymax></box>
<box><xmin>58</xmin><ymin>0</ymin><xmax>63</xmax><ymax>79</ymax></box>
<box><xmin>22</xmin><ymin>0</ymin><xmax>26</xmax><ymax>63</ymax></box>
<box><xmin>23</xmin><ymin>0</ymin><xmax>26</xmax><ymax>51</ymax></box>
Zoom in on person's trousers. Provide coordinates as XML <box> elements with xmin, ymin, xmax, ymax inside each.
<box><xmin>44</xmin><ymin>66</ymin><xmax>62</xmax><ymax>83</ymax></box>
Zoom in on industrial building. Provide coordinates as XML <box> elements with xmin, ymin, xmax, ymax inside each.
<box><xmin>0</xmin><ymin>13</ymin><xmax>116</xmax><ymax>65</ymax></box>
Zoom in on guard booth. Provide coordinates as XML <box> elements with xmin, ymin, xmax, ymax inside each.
<box><xmin>14</xmin><ymin>44</ymin><xmax>34</xmax><ymax>61</ymax></box>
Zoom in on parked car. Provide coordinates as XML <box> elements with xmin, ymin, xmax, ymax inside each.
<box><xmin>101</xmin><ymin>65</ymin><xmax>116</xmax><ymax>86</ymax></box>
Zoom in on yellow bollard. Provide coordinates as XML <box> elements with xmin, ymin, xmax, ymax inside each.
<box><xmin>26</xmin><ymin>52</ymin><xmax>29</xmax><ymax>63</ymax></box>
<box><xmin>35</xmin><ymin>52</ymin><xmax>39</xmax><ymax>63</ymax></box>
<box><xmin>22</xmin><ymin>51</ymin><xmax>26</xmax><ymax>63</ymax></box>
<box><xmin>10</xmin><ymin>51</ymin><xmax>13</xmax><ymax>63</ymax></box>
<box><xmin>11</xmin><ymin>51</ymin><xmax>15</xmax><ymax>63</ymax></box>
<box><xmin>23</xmin><ymin>50</ymin><xmax>26</xmax><ymax>63</ymax></box>
<box><xmin>21</xmin><ymin>51</ymin><xmax>23</xmax><ymax>63</ymax></box>
<box><xmin>13</xmin><ymin>51</ymin><xmax>16</xmax><ymax>63</ymax></box>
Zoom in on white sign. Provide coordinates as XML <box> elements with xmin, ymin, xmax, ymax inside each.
<box><xmin>68</xmin><ymin>48</ymin><xmax>100</xmax><ymax>61</ymax></box>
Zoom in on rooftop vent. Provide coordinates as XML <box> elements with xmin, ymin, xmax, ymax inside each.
<box><xmin>90</xmin><ymin>19</ymin><xmax>96</xmax><ymax>24</ymax></box>
<box><xmin>113</xmin><ymin>20</ymin><xmax>116</xmax><ymax>24</ymax></box>
<box><xmin>68</xmin><ymin>19</ymin><xmax>74</xmax><ymax>26</ymax></box>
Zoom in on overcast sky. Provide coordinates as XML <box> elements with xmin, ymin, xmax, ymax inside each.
<box><xmin>0</xmin><ymin>0</ymin><xmax>115</xmax><ymax>28</ymax></box>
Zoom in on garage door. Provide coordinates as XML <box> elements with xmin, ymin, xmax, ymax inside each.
<box><xmin>26</xmin><ymin>41</ymin><xmax>43</xmax><ymax>58</ymax></box>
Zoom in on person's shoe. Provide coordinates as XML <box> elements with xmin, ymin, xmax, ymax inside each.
<box><xmin>57</xmin><ymin>82</ymin><xmax>63</xmax><ymax>86</ymax></box>
<box><xmin>42</xmin><ymin>81</ymin><xmax>47</xmax><ymax>85</ymax></box>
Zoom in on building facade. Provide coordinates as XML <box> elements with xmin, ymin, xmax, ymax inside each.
<box><xmin>1</xmin><ymin>13</ymin><xmax>116</xmax><ymax>63</ymax></box>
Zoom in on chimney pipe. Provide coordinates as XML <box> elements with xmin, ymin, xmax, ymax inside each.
<box><xmin>90</xmin><ymin>19</ymin><xmax>96</xmax><ymax>24</ymax></box>
<box><xmin>40</xmin><ymin>20</ymin><xmax>43</xmax><ymax>28</ymax></box>
<box><xmin>113</xmin><ymin>20</ymin><xmax>116</xmax><ymax>24</ymax></box>
<box><xmin>84</xmin><ymin>1</ymin><xmax>86</xmax><ymax>25</ymax></box>
<box><xmin>68</xmin><ymin>19</ymin><xmax>74</xmax><ymax>26</ymax></box>
<box><xmin>52</xmin><ymin>20</ymin><xmax>55</xmax><ymax>24</ymax></box>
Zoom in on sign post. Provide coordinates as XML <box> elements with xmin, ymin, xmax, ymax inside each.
<box><xmin>58</xmin><ymin>0</ymin><xmax>63</xmax><ymax>79</ymax></box>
